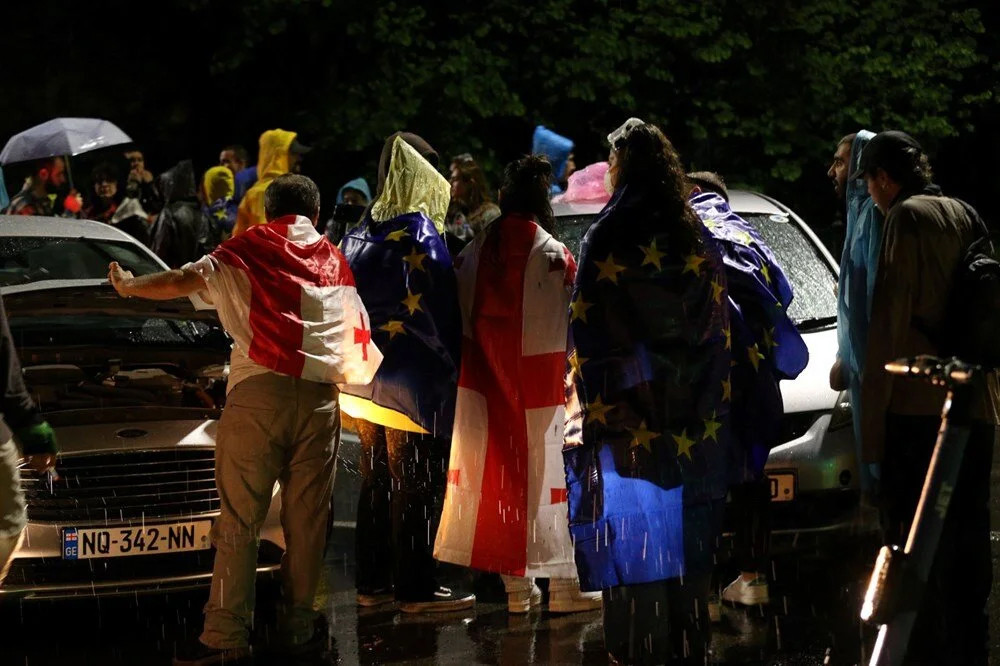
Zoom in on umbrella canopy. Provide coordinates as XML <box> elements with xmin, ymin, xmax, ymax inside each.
<box><xmin>0</xmin><ymin>118</ymin><xmax>133</xmax><ymax>165</ymax></box>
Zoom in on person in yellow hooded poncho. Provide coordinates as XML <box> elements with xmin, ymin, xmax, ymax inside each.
<box><xmin>232</xmin><ymin>129</ymin><xmax>310</xmax><ymax>236</ymax></box>
<box><xmin>339</xmin><ymin>133</ymin><xmax>474</xmax><ymax>614</ymax></box>
<box><xmin>202</xmin><ymin>166</ymin><xmax>238</xmax><ymax>246</ymax></box>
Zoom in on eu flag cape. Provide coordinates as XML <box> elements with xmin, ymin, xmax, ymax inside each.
<box><xmin>564</xmin><ymin>185</ymin><xmax>732</xmax><ymax>590</ymax></box>
<box><xmin>690</xmin><ymin>192</ymin><xmax>808</xmax><ymax>479</ymax></box>
<box><xmin>339</xmin><ymin>138</ymin><xmax>460</xmax><ymax>436</ymax></box>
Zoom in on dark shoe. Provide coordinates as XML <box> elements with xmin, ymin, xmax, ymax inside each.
<box><xmin>398</xmin><ymin>586</ymin><xmax>475</xmax><ymax>614</ymax></box>
<box><xmin>285</xmin><ymin>615</ymin><xmax>329</xmax><ymax>657</ymax></box>
<box><xmin>173</xmin><ymin>638</ymin><xmax>251</xmax><ymax>665</ymax></box>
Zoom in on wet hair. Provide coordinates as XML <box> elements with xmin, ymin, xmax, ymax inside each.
<box><xmin>264</xmin><ymin>173</ymin><xmax>321</xmax><ymax>220</ymax></box>
<box><xmin>838</xmin><ymin>133</ymin><xmax>857</xmax><ymax>148</ymax></box>
<box><xmin>498</xmin><ymin>155</ymin><xmax>554</xmax><ymax>233</ymax></box>
<box><xmin>452</xmin><ymin>158</ymin><xmax>495</xmax><ymax>213</ymax></box>
<box><xmin>686</xmin><ymin>171</ymin><xmax>728</xmax><ymax>201</ymax></box>
<box><xmin>614</xmin><ymin>123</ymin><xmax>701</xmax><ymax>250</ymax></box>
<box><xmin>879</xmin><ymin>148</ymin><xmax>934</xmax><ymax>192</ymax></box>
<box><xmin>223</xmin><ymin>144</ymin><xmax>249</xmax><ymax>164</ymax></box>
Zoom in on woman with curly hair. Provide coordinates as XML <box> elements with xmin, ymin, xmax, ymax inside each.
<box><xmin>563</xmin><ymin>120</ymin><xmax>732</xmax><ymax>663</ymax></box>
<box><xmin>434</xmin><ymin>155</ymin><xmax>602</xmax><ymax>614</ymax></box>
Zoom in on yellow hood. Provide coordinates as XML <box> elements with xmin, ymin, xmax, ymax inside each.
<box><xmin>257</xmin><ymin>129</ymin><xmax>296</xmax><ymax>181</ymax></box>
<box><xmin>371</xmin><ymin>136</ymin><xmax>449</xmax><ymax>233</ymax></box>
<box><xmin>233</xmin><ymin>128</ymin><xmax>297</xmax><ymax>235</ymax></box>
<box><xmin>203</xmin><ymin>166</ymin><xmax>234</xmax><ymax>202</ymax></box>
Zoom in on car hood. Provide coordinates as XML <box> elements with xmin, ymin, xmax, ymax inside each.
<box><xmin>2</xmin><ymin>281</ymin><xmax>216</xmax><ymax>319</ymax></box>
<box><xmin>780</xmin><ymin>326</ymin><xmax>839</xmax><ymax>413</ymax></box>
<box><xmin>49</xmin><ymin>410</ymin><xmax>219</xmax><ymax>455</ymax></box>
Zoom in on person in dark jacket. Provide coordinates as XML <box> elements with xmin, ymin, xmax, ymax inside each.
<box><xmin>857</xmin><ymin>130</ymin><xmax>1000</xmax><ymax>665</ymax></box>
<box><xmin>123</xmin><ymin>148</ymin><xmax>164</xmax><ymax>216</ymax></box>
<box><xmin>151</xmin><ymin>160</ymin><xmax>210</xmax><ymax>268</ymax></box>
<box><xmin>339</xmin><ymin>132</ymin><xmax>473</xmax><ymax>614</ymax></box>
<box><xmin>0</xmin><ymin>295</ymin><xmax>59</xmax><ymax>585</ymax></box>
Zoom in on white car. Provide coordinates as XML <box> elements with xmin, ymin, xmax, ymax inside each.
<box><xmin>553</xmin><ymin>191</ymin><xmax>867</xmax><ymax>537</ymax></box>
<box><xmin>0</xmin><ymin>216</ymin><xmax>285</xmax><ymax>599</ymax></box>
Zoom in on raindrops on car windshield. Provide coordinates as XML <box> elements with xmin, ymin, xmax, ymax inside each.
<box><xmin>740</xmin><ymin>214</ymin><xmax>838</xmax><ymax>325</ymax></box>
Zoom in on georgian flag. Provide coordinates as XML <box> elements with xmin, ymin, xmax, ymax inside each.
<box><xmin>433</xmin><ymin>214</ymin><xmax>579</xmax><ymax>578</ymax></box>
<box><xmin>191</xmin><ymin>214</ymin><xmax>382</xmax><ymax>385</ymax></box>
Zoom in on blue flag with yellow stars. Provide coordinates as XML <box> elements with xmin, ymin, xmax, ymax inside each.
<box><xmin>339</xmin><ymin>210</ymin><xmax>461</xmax><ymax>437</ymax></box>
<box><xmin>564</xmin><ymin>184</ymin><xmax>732</xmax><ymax>590</ymax></box>
<box><xmin>690</xmin><ymin>192</ymin><xmax>809</xmax><ymax>479</ymax></box>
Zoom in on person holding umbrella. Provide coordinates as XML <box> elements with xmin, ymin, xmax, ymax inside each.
<box><xmin>2</xmin><ymin>157</ymin><xmax>81</xmax><ymax>217</ymax></box>
<box><xmin>1</xmin><ymin>118</ymin><xmax>134</xmax><ymax>218</ymax></box>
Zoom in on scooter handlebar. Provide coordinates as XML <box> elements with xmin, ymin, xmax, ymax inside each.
<box><xmin>884</xmin><ymin>355</ymin><xmax>979</xmax><ymax>387</ymax></box>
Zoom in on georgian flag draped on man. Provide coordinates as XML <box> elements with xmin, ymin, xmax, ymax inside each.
<box><xmin>434</xmin><ymin>214</ymin><xmax>579</xmax><ymax>578</ymax></box>
<box><xmin>189</xmin><ymin>215</ymin><xmax>382</xmax><ymax>385</ymax></box>
<box><xmin>689</xmin><ymin>191</ymin><xmax>808</xmax><ymax>479</ymax></box>
<box><xmin>563</xmin><ymin>187</ymin><xmax>732</xmax><ymax>591</ymax></box>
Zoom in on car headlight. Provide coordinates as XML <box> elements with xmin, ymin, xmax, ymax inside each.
<box><xmin>828</xmin><ymin>391</ymin><xmax>853</xmax><ymax>432</ymax></box>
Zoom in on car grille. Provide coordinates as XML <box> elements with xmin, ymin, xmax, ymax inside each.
<box><xmin>21</xmin><ymin>448</ymin><xmax>220</xmax><ymax>523</ymax></box>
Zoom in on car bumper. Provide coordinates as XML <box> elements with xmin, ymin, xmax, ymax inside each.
<box><xmin>724</xmin><ymin>412</ymin><xmax>878</xmax><ymax>541</ymax></box>
<box><xmin>3</xmin><ymin>489</ymin><xmax>286</xmax><ymax>601</ymax></box>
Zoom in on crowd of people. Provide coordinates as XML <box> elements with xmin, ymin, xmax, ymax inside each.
<box><xmin>0</xmin><ymin>117</ymin><xmax>997</xmax><ymax>666</ymax></box>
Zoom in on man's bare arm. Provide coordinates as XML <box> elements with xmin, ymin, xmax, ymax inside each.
<box><xmin>108</xmin><ymin>261</ymin><xmax>206</xmax><ymax>300</ymax></box>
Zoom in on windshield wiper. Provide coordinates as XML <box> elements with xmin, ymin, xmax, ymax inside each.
<box><xmin>796</xmin><ymin>315</ymin><xmax>837</xmax><ymax>331</ymax></box>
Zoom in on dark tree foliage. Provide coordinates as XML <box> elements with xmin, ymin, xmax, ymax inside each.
<box><xmin>1</xmin><ymin>0</ymin><xmax>997</xmax><ymax>237</ymax></box>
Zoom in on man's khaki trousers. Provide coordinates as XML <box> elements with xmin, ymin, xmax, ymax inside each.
<box><xmin>201</xmin><ymin>373</ymin><xmax>339</xmax><ymax>649</ymax></box>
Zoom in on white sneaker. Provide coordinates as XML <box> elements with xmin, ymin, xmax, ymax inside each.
<box><xmin>507</xmin><ymin>583</ymin><xmax>543</xmax><ymax>614</ymax></box>
<box><xmin>548</xmin><ymin>587</ymin><xmax>603</xmax><ymax>614</ymax></box>
<box><xmin>721</xmin><ymin>575</ymin><xmax>770</xmax><ymax>606</ymax></box>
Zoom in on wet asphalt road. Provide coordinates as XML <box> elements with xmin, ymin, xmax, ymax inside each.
<box><xmin>4</xmin><ymin>451</ymin><xmax>1000</xmax><ymax>665</ymax></box>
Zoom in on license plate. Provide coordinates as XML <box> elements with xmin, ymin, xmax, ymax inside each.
<box><xmin>62</xmin><ymin>521</ymin><xmax>212</xmax><ymax>560</ymax></box>
<box><xmin>768</xmin><ymin>472</ymin><xmax>796</xmax><ymax>502</ymax></box>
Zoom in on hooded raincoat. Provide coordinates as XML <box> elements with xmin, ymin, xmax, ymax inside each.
<box><xmin>339</xmin><ymin>135</ymin><xmax>460</xmax><ymax>436</ymax></box>
<box><xmin>532</xmin><ymin>126</ymin><xmax>574</xmax><ymax>195</ymax></box>
<box><xmin>836</xmin><ymin>130</ymin><xmax>883</xmax><ymax>482</ymax></box>
<box><xmin>203</xmin><ymin>166</ymin><xmax>238</xmax><ymax>237</ymax></box>
<box><xmin>337</xmin><ymin>178</ymin><xmax>371</xmax><ymax>205</ymax></box>
<box><xmin>233</xmin><ymin>129</ymin><xmax>296</xmax><ymax>237</ymax></box>
<box><xmin>152</xmin><ymin>160</ymin><xmax>209</xmax><ymax>268</ymax></box>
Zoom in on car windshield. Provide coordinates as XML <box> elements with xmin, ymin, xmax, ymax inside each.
<box><xmin>555</xmin><ymin>211</ymin><xmax>837</xmax><ymax>327</ymax></box>
<box><xmin>0</xmin><ymin>236</ymin><xmax>162</xmax><ymax>287</ymax></box>
<box><xmin>736</xmin><ymin>213</ymin><xmax>838</xmax><ymax>326</ymax></box>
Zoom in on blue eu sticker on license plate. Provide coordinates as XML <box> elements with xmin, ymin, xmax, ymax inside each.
<box><xmin>63</xmin><ymin>527</ymin><xmax>79</xmax><ymax>560</ymax></box>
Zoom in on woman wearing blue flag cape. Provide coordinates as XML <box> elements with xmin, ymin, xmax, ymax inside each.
<box><xmin>686</xmin><ymin>175</ymin><xmax>809</xmax><ymax>611</ymax></box>
<box><xmin>563</xmin><ymin>120</ymin><xmax>731</xmax><ymax>664</ymax></box>
<box><xmin>340</xmin><ymin>133</ymin><xmax>473</xmax><ymax>613</ymax></box>
<box><xmin>828</xmin><ymin>130</ymin><xmax>883</xmax><ymax>490</ymax></box>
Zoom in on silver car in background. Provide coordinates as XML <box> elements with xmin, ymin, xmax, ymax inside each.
<box><xmin>0</xmin><ymin>216</ymin><xmax>285</xmax><ymax>600</ymax></box>
<box><xmin>553</xmin><ymin>191</ymin><xmax>869</xmax><ymax>539</ymax></box>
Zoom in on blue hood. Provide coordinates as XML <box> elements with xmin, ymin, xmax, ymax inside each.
<box><xmin>837</xmin><ymin>129</ymin><xmax>883</xmax><ymax>489</ymax></box>
<box><xmin>337</xmin><ymin>177</ymin><xmax>371</xmax><ymax>205</ymax></box>
<box><xmin>532</xmin><ymin>126</ymin><xmax>574</xmax><ymax>191</ymax></box>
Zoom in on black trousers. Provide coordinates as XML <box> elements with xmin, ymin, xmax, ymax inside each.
<box><xmin>879</xmin><ymin>413</ymin><xmax>997</xmax><ymax>666</ymax></box>
<box><xmin>354</xmin><ymin>420</ymin><xmax>449</xmax><ymax>601</ymax></box>
<box><xmin>728</xmin><ymin>478</ymin><xmax>772</xmax><ymax>575</ymax></box>
<box><xmin>603</xmin><ymin>499</ymin><xmax>725</xmax><ymax>665</ymax></box>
